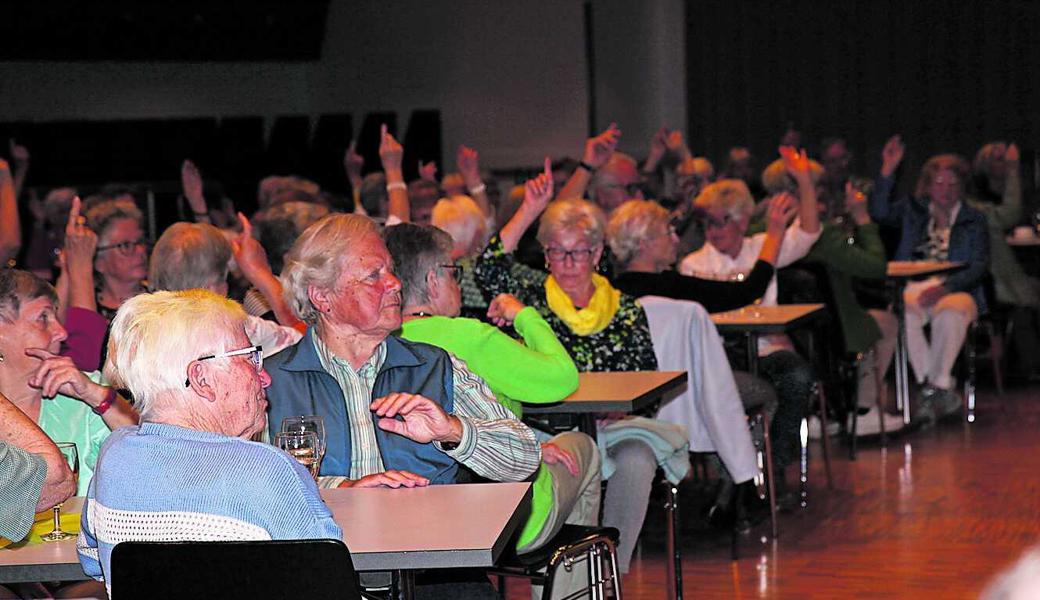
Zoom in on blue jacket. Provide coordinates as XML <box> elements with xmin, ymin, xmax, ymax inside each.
<box><xmin>869</xmin><ymin>174</ymin><xmax>991</xmax><ymax>314</ymax></box>
<box><xmin>265</xmin><ymin>329</ymin><xmax>458</xmax><ymax>484</ymax></box>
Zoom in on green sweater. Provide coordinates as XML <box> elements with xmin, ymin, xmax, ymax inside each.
<box><xmin>805</xmin><ymin>221</ymin><xmax>888</xmax><ymax>354</ymax></box>
<box><xmin>399</xmin><ymin>307</ymin><xmax>579</xmax><ymax>549</ymax></box>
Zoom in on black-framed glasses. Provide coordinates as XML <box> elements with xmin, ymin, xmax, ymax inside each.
<box><xmin>184</xmin><ymin>345</ymin><xmax>264</xmax><ymax>387</ymax></box>
<box><xmin>545</xmin><ymin>247</ymin><xmax>596</xmax><ymax>263</ymax></box>
<box><xmin>96</xmin><ymin>239</ymin><xmax>150</xmax><ymax>256</ymax></box>
<box><xmin>438</xmin><ymin>264</ymin><xmax>463</xmax><ymax>280</ymax></box>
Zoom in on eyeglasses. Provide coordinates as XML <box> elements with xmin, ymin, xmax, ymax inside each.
<box><xmin>438</xmin><ymin>264</ymin><xmax>463</xmax><ymax>280</ymax></box>
<box><xmin>702</xmin><ymin>214</ymin><xmax>734</xmax><ymax>230</ymax></box>
<box><xmin>185</xmin><ymin>344</ymin><xmax>264</xmax><ymax>387</ymax></box>
<box><xmin>545</xmin><ymin>247</ymin><xmax>597</xmax><ymax>263</ymax></box>
<box><xmin>96</xmin><ymin>239</ymin><xmax>150</xmax><ymax>256</ymax></box>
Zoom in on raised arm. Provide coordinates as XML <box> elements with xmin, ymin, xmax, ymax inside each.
<box><xmin>0</xmin><ymin>159</ymin><xmax>21</xmax><ymax>264</ymax></box>
<box><xmin>62</xmin><ymin>197</ymin><xmax>98</xmax><ymax>313</ymax></box>
<box><xmin>9</xmin><ymin>140</ymin><xmax>29</xmax><ymax>201</ymax></box>
<box><xmin>456</xmin><ymin>145</ymin><xmax>491</xmax><ymax>217</ymax></box>
<box><xmin>344</xmin><ymin>141</ymin><xmax>365</xmax><ymax>214</ymax></box>
<box><xmin>983</xmin><ymin>143</ymin><xmax>1023</xmax><ymax>230</ymax></box>
<box><xmin>379</xmin><ymin>124</ymin><xmax>409</xmax><ymax>223</ymax></box>
<box><xmin>181</xmin><ymin>160</ymin><xmax>212</xmax><ymax>224</ymax></box>
<box><xmin>558</xmin><ymin>123</ymin><xmax>620</xmax><ymax>200</ymax></box>
<box><xmin>869</xmin><ymin>134</ymin><xmax>907</xmax><ymax>227</ymax></box>
<box><xmin>500</xmin><ymin>158</ymin><xmax>553</xmax><ymax>252</ymax></box>
<box><xmin>779</xmin><ymin>146</ymin><xmax>821</xmax><ymax>234</ymax></box>
<box><xmin>232</xmin><ymin>213</ymin><xmax>304</xmax><ymax>330</ymax></box>
<box><xmin>758</xmin><ymin>191</ymin><xmax>796</xmax><ymax>266</ymax></box>
<box><xmin>641</xmin><ymin>127</ymin><xmax>669</xmax><ymax>175</ymax></box>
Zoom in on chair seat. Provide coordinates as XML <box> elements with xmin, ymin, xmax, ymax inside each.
<box><xmin>496</xmin><ymin>525</ymin><xmax>620</xmax><ymax>571</ymax></box>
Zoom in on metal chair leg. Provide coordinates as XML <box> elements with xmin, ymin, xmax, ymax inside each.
<box><xmin>663</xmin><ymin>482</ymin><xmax>682</xmax><ymax>600</ymax></box>
<box><xmin>816</xmin><ymin>382</ymin><xmax>834</xmax><ymax>490</ymax></box>
<box><xmin>761</xmin><ymin>413</ymin><xmax>778</xmax><ymax>539</ymax></box>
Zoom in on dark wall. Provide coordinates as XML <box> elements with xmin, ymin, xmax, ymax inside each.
<box><xmin>686</xmin><ymin>0</ymin><xmax>1040</xmax><ymax>181</ymax></box>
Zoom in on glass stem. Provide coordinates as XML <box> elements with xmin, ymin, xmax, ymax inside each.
<box><xmin>52</xmin><ymin>506</ymin><xmax>63</xmax><ymax>534</ymax></box>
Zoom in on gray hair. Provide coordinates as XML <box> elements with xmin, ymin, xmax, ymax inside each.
<box><xmin>693</xmin><ymin>179</ymin><xmax>756</xmax><ymax>220</ymax></box>
<box><xmin>981</xmin><ymin>545</ymin><xmax>1040</xmax><ymax>600</ymax></box>
<box><xmin>537</xmin><ymin>198</ymin><xmax>606</xmax><ymax>249</ymax></box>
<box><xmin>85</xmin><ymin>199</ymin><xmax>143</xmax><ymax>244</ymax></box>
<box><xmin>149</xmin><ymin>222</ymin><xmax>232</xmax><ymax>292</ymax></box>
<box><xmin>280</xmin><ymin>213</ymin><xmax>380</xmax><ymax>324</ymax></box>
<box><xmin>104</xmin><ymin>289</ymin><xmax>246</xmax><ymax>419</ymax></box>
<box><xmin>606</xmin><ymin>199</ymin><xmax>670</xmax><ymax>266</ymax></box>
<box><xmin>383</xmin><ymin>223</ymin><xmax>453</xmax><ymax>307</ymax></box>
<box><xmin>431</xmin><ymin>195</ymin><xmax>487</xmax><ymax>257</ymax></box>
<box><xmin>0</xmin><ymin>269</ymin><xmax>57</xmax><ymax>324</ymax></box>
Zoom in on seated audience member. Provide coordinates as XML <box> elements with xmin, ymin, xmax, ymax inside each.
<box><xmin>970</xmin><ymin>142</ymin><xmax>1040</xmax><ymax>376</ymax></box>
<box><xmin>266</xmin><ymin>213</ymin><xmax>540</xmax><ymax>488</ymax></box>
<box><xmin>0</xmin><ymin>392</ymin><xmax>76</xmax><ymax>541</ymax></box>
<box><xmin>551</xmin><ymin>158</ymin><xmax>580</xmax><ymax>197</ymax></box>
<box><xmin>475</xmin><ymin>165</ymin><xmax>690</xmax><ymax>572</ymax></box>
<box><xmin>78</xmin><ymin>290</ymin><xmax>341</xmax><ymax>592</ymax></box>
<box><xmin>678</xmin><ymin>148</ymin><xmax>822</xmax><ymax>493</ymax></box>
<box><xmin>431</xmin><ymin>194</ymin><xmax>490</xmax><ymax>316</ymax></box>
<box><xmin>257</xmin><ymin>175</ymin><xmax>322</xmax><ymax>211</ymax></box>
<box><xmin>720</xmin><ymin>146</ymin><xmax>767</xmax><ymax>200</ymax></box>
<box><xmin>359</xmin><ymin>172</ymin><xmax>390</xmax><ymax>219</ymax></box>
<box><xmin>0</xmin><ymin>269</ymin><xmax>137</xmax><ymax>495</ymax></box>
<box><xmin>556</xmin><ymin>124</ymin><xmax>636</xmax><ymax>212</ymax></box>
<box><xmin>386</xmin><ymin>223</ymin><xmax>600</xmax><ymax>597</ymax></box>
<box><xmin>148</xmin><ymin>221</ymin><xmax>302</xmax><ymax>356</ymax></box>
<box><xmin>408</xmin><ymin>179</ymin><xmax>440</xmax><ymax>226</ymax></box>
<box><xmin>764</xmin><ymin>158</ymin><xmax>902</xmax><ymax>434</ymax></box>
<box><xmin>816</xmin><ymin>137</ymin><xmax>858</xmax><ymax>213</ymax></box>
<box><xmin>671</xmin><ymin>157</ymin><xmax>716</xmax><ymax>255</ymax></box>
<box><xmin>250</xmin><ymin>201</ymin><xmax>331</xmax><ymax>320</ymax></box>
<box><xmin>22</xmin><ymin>187</ymin><xmax>75</xmax><ymax>281</ymax></box>
<box><xmin>84</xmin><ymin>198</ymin><xmax>149</xmax><ymax>323</ymax></box>
<box><xmin>869</xmin><ymin>136</ymin><xmax>990</xmax><ymax>418</ymax></box>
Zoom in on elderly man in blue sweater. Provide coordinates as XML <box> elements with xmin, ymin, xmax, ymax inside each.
<box><xmin>77</xmin><ymin>290</ymin><xmax>341</xmax><ymax>592</ymax></box>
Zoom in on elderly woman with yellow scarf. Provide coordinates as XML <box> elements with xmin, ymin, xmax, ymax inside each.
<box><xmin>475</xmin><ymin>162</ymin><xmax>686</xmax><ymax>573</ymax></box>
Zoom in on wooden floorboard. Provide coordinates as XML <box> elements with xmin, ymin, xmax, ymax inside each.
<box><xmin>506</xmin><ymin>382</ymin><xmax>1040</xmax><ymax>599</ymax></box>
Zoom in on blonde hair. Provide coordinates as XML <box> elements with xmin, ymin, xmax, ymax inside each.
<box><xmin>693</xmin><ymin>179</ymin><xmax>755</xmax><ymax>220</ymax></box>
<box><xmin>431</xmin><ymin>194</ymin><xmax>487</xmax><ymax>257</ymax></box>
<box><xmin>104</xmin><ymin>289</ymin><xmax>246</xmax><ymax>418</ymax></box>
<box><xmin>761</xmin><ymin>158</ymin><xmax>823</xmax><ymax>194</ymax></box>
<box><xmin>537</xmin><ymin>198</ymin><xmax>606</xmax><ymax>248</ymax></box>
<box><xmin>280</xmin><ymin>213</ymin><xmax>380</xmax><ymax>324</ymax></box>
<box><xmin>149</xmin><ymin>222</ymin><xmax>231</xmax><ymax>292</ymax></box>
<box><xmin>606</xmin><ymin>200</ymin><xmax>670</xmax><ymax>265</ymax></box>
<box><xmin>676</xmin><ymin>157</ymin><xmax>715</xmax><ymax>179</ymax></box>
<box><xmin>85</xmin><ymin>199</ymin><xmax>143</xmax><ymax>244</ymax></box>
<box><xmin>916</xmin><ymin>153</ymin><xmax>971</xmax><ymax>199</ymax></box>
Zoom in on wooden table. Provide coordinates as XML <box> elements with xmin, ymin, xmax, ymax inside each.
<box><xmin>710</xmin><ymin>303</ymin><xmax>826</xmax><ymax>375</ymax></box>
<box><xmin>0</xmin><ymin>483</ymin><xmax>532</xmax><ymax>594</ymax></box>
<box><xmin>523</xmin><ymin>370</ymin><xmax>688</xmax><ymax>438</ymax></box>
<box><xmin>886</xmin><ymin>261</ymin><xmax>965</xmax><ymax>425</ymax></box>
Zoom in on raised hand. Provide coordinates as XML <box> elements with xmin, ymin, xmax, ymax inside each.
<box><xmin>378</xmin><ymin>124</ymin><xmax>404</xmax><ymax>172</ymax></box>
<box><xmin>9</xmin><ymin>139</ymin><xmax>29</xmax><ymax>168</ymax></box>
<box><xmin>418</xmin><ymin>160</ymin><xmax>438</xmax><ymax>182</ymax></box>
<box><xmin>779</xmin><ymin>146</ymin><xmax>812</xmax><ymax>181</ymax></box>
<box><xmin>521</xmin><ymin>158</ymin><xmax>554</xmax><ymax>215</ymax></box>
<box><xmin>880</xmin><ymin>135</ymin><xmax>905</xmax><ymax>178</ymax></box>
<box><xmin>344</xmin><ymin>141</ymin><xmax>364</xmax><ymax>189</ymax></box>
<box><xmin>371</xmin><ymin>392</ymin><xmax>463</xmax><ymax>445</ymax></box>
<box><xmin>541</xmin><ymin>442</ymin><xmax>579</xmax><ymax>476</ymax></box>
<box><xmin>230</xmin><ymin>212</ymin><xmax>272</xmax><ymax>282</ymax></box>
<box><xmin>339</xmin><ymin>470</ymin><xmax>430</xmax><ymax>489</ymax></box>
<box><xmin>583</xmin><ymin>123</ymin><xmax>621</xmax><ymax>169</ymax></box>
<box><xmin>765</xmin><ymin>192</ymin><xmax>798</xmax><ymax>235</ymax></box>
<box><xmin>180</xmin><ymin>160</ymin><xmax>207</xmax><ymax>216</ymax></box>
<box><xmin>647</xmin><ymin>127</ymin><xmax>668</xmax><ymax>165</ymax></box>
<box><xmin>486</xmin><ymin>293</ymin><xmax>526</xmax><ymax>327</ymax></box>
<box><xmin>457</xmin><ymin>145</ymin><xmax>480</xmax><ymax>180</ymax></box>
<box><xmin>64</xmin><ymin>196</ymin><xmax>97</xmax><ymax>273</ymax></box>
<box><xmin>844</xmin><ymin>181</ymin><xmax>870</xmax><ymax>225</ymax></box>
<box><xmin>666</xmin><ymin>129</ymin><xmax>691</xmax><ymax>160</ymax></box>
<box><xmin>1006</xmin><ymin>142</ymin><xmax>1020</xmax><ymax>167</ymax></box>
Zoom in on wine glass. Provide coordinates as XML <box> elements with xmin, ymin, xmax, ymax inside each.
<box><xmin>41</xmin><ymin>442</ymin><xmax>79</xmax><ymax>542</ymax></box>
<box><xmin>274</xmin><ymin>431</ymin><xmax>321</xmax><ymax>481</ymax></box>
<box><xmin>280</xmin><ymin>415</ymin><xmax>326</xmax><ymax>464</ymax></box>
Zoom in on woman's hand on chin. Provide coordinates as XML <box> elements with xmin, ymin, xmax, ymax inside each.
<box><xmin>24</xmin><ymin>348</ymin><xmax>103</xmax><ymax>402</ymax></box>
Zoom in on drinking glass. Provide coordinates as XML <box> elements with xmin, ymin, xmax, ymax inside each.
<box><xmin>274</xmin><ymin>431</ymin><xmax>321</xmax><ymax>480</ymax></box>
<box><xmin>41</xmin><ymin>442</ymin><xmax>79</xmax><ymax>542</ymax></box>
<box><xmin>280</xmin><ymin>415</ymin><xmax>326</xmax><ymax>462</ymax></box>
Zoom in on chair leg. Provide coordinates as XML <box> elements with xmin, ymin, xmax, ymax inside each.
<box><xmin>991</xmin><ymin>328</ymin><xmax>1006</xmax><ymax>398</ymax></box>
<box><xmin>816</xmin><ymin>382</ymin><xmax>834</xmax><ymax>490</ymax></box>
<box><xmin>663</xmin><ymin>482</ymin><xmax>682</xmax><ymax>600</ymax></box>
<box><xmin>965</xmin><ymin>321</ymin><xmax>978</xmax><ymax>424</ymax></box>
<box><xmin>761</xmin><ymin>413</ymin><xmax>778</xmax><ymax>539</ymax></box>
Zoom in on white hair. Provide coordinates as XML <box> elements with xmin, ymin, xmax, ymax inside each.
<box><xmin>280</xmin><ymin>213</ymin><xmax>380</xmax><ymax>324</ymax></box>
<box><xmin>693</xmin><ymin>179</ymin><xmax>756</xmax><ymax>220</ymax></box>
<box><xmin>104</xmin><ymin>289</ymin><xmax>246</xmax><ymax>419</ymax></box>
<box><xmin>537</xmin><ymin>198</ymin><xmax>606</xmax><ymax>248</ymax></box>
<box><xmin>149</xmin><ymin>222</ymin><xmax>231</xmax><ymax>292</ymax></box>
<box><xmin>431</xmin><ymin>194</ymin><xmax>487</xmax><ymax>257</ymax></box>
<box><xmin>606</xmin><ymin>199</ymin><xmax>670</xmax><ymax>265</ymax></box>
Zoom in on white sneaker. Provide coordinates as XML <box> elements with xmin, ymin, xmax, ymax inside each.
<box><xmin>850</xmin><ymin>406</ymin><xmax>905</xmax><ymax>436</ymax></box>
<box><xmin>806</xmin><ymin>415</ymin><xmax>840</xmax><ymax>440</ymax></box>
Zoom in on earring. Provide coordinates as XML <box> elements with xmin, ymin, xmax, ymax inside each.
<box><xmin>0</xmin><ymin>352</ymin><xmax>5</xmax><ymax>363</ymax></box>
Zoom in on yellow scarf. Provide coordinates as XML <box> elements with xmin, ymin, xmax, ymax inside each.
<box><xmin>544</xmin><ymin>273</ymin><xmax>621</xmax><ymax>336</ymax></box>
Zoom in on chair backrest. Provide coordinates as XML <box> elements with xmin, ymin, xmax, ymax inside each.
<box><xmin>110</xmin><ymin>539</ymin><xmax>361</xmax><ymax>600</ymax></box>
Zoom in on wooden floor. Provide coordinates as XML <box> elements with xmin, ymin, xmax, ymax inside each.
<box><xmin>508</xmin><ymin>381</ymin><xmax>1040</xmax><ymax>599</ymax></box>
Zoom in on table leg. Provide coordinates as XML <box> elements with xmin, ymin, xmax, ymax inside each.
<box><xmin>579</xmin><ymin>414</ymin><xmax>597</xmax><ymax>441</ymax></box>
<box><xmin>893</xmin><ymin>283</ymin><xmax>912</xmax><ymax>425</ymax></box>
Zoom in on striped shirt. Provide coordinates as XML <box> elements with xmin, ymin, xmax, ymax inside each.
<box><xmin>313</xmin><ymin>335</ymin><xmax>540</xmax><ymax>486</ymax></box>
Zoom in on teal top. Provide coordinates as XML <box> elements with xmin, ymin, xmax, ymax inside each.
<box><xmin>37</xmin><ymin>372</ymin><xmax>112</xmax><ymax>495</ymax></box>
<box><xmin>399</xmin><ymin>307</ymin><xmax>579</xmax><ymax>549</ymax></box>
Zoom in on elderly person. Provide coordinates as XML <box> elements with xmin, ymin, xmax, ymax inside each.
<box><xmin>870</xmin><ymin>136</ymin><xmax>990</xmax><ymax>417</ymax></box>
<box><xmin>431</xmin><ymin>194</ymin><xmax>490</xmax><ymax>317</ymax></box>
<box><xmin>84</xmin><ymin>198</ymin><xmax>149</xmax><ymax>322</ymax></box>
<box><xmin>250</xmin><ymin>201</ymin><xmax>331</xmax><ymax>321</ymax></box>
<box><xmin>78</xmin><ymin>289</ymin><xmax>341</xmax><ymax>593</ymax></box>
<box><xmin>557</xmin><ymin>124</ymin><xmax>645</xmax><ymax>214</ymax></box>
<box><xmin>0</xmin><ymin>270</ymin><xmax>137</xmax><ymax>496</ymax></box>
<box><xmin>475</xmin><ymin>165</ymin><xmax>689</xmax><ymax>572</ymax></box>
<box><xmin>148</xmin><ymin>221</ymin><xmax>302</xmax><ymax>357</ymax></box>
<box><xmin>670</xmin><ymin>157</ymin><xmax>716</xmax><ymax>255</ymax></box>
<box><xmin>266</xmin><ymin>213</ymin><xmax>539</xmax><ymax>490</ymax></box>
<box><xmin>386</xmin><ymin>223</ymin><xmax>598</xmax><ymax>598</ymax></box>
<box><xmin>678</xmin><ymin>148</ymin><xmax>822</xmax><ymax>496</ymax></box>
<box><xmin>970</xmin><ymin>142</ymin><xmax>1040</xmax><ymax>376</ymax></box>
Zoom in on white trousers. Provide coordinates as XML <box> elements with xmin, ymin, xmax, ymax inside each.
<box><xmin>904</xmin><ymin>279</ymin><xmax>977</xmax><ymax>390</ymax></box>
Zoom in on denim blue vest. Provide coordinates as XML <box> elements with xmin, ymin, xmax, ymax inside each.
<box><xmin>265</xmin><ymin>329</ymin><xmax>458</xmax><ymax>484</ymax></box>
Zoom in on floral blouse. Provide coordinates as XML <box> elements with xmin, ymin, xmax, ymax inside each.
<box><xmin>474</xmin><ymin>235</ymin><xmax>658</xmax><ymax>373</ymax></box>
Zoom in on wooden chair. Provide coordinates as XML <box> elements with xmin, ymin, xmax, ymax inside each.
<box><xmin>109</xmin><ymin>539</ymin><xmax>361</xmax><ymax>600</ymax></box>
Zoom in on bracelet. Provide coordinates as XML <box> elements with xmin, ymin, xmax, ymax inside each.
<box><xmin>578</xmin><ymin>160</ymin><xmax>596</xmax><ymax>173</ymax></box>
<box><xmin>386</xmin><ymin>182</ymin><xmax>407</xmax><ymax>192</ymax></box>
<box><xmin>192</xmin><ymin>210</ymin><xmax>209</xmax><ymax>217</ymax></box>
<box><xmin>93</xmin><ymin>387</ymin><xmax>116</xmax><ymax>416</ymax></box>
<box><xmin>468</xmin><ymin>183</ymin><xmax>487</xmax><ymax>196</ymax></box>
